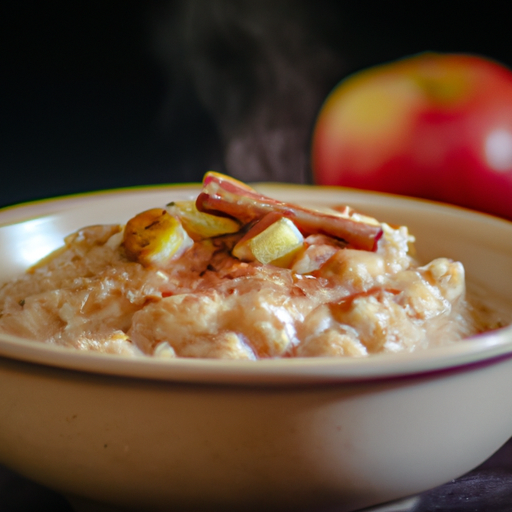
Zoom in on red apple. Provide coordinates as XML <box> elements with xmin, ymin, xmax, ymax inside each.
<box><xmin>311</xmin><ymin>52</ymin><xmax>512</xmax><ymax>221</ymax></box>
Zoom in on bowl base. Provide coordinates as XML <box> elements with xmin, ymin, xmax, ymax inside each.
<box><xmin>357</xmin><ymin>496</ymin><xmax>420</xmax><ymax>511</ymax></box>
<box><xmin>65</xmin><ymin>494</ymin><xmax>420</xmax><ymax>512</ymax></box>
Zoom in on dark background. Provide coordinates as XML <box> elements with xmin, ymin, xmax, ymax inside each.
<box><xmin>2</xmin><ymin>3</ymin><xmax>512</xmax><ymax>510</ymax></box>
<box><xmin>1</xmin><ymin>1</ymin><xmax>512</xmax><ymax>209</ymax></box>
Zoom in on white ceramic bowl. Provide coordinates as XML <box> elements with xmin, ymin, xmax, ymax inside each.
<box><xmin>1</xmin><ymin>184</ymin><xmax>512</xmax><ymax>512</ymax></box>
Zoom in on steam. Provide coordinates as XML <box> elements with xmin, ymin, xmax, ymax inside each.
<box><xmin>151</xmin><ymin>0</ymin><xmax>345</xmax><ymax>183</ymax></box>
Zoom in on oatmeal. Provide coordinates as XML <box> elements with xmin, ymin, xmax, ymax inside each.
<box><xmin>0</xmin><ymin>172</ymin><xmax>494</xmax><ymax>359</ymax></box>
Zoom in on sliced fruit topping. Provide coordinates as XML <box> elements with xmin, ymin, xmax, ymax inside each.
<box><xmin>232</xmin><ymin>212</ymin><xmax>304</xmax><ymax>267</ymax></box>
<box><xmin>166</xmin><ymin>200</ymin><xmax>241</xmax><ymax>240</ymax></box>
<box><xmin>123</xmin><ymin>208</ymin><xmax>193</xmax><ymax>268</ymax></box>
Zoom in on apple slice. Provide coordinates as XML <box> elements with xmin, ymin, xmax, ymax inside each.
<box><xmin>232</xmin><ymin>212</ymin><xmax>304</xmax><ymax>267</ymax></box>
<box><xmin>166</xmin><ymin>200</ymin><xmax>241</xmax><ymax>240</ymax></box>
<box><xmin>123</xmin><ymin>208</ymin><xmax>193</xmax><ymax>268</ymax></box>
<box><xmin>196</xmin><ymin>172</ymin><xmax>383</xmax><ymax>251</ymax></box>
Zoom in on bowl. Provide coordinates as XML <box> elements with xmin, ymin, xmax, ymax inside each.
<box><xmin>1</xmin><ymin>184</ymin><xmax>512</xmax><ymax>512</ymax></box>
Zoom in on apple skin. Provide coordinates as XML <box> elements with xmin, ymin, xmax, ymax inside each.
<box><xmin>311</xmin><ymin>52</ymin><xmax>512</xmax><ymax>221</ymax></box>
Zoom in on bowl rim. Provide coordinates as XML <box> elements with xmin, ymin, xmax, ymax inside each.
<box><xmin>1</xmin><ymin>183</ymin><xmax>512</xmax><ymax>386</ymax></box>
<box><xmin>1</xmin><ymin>328</ymin><xmax>512</xmax><ymax>386</ymax></box>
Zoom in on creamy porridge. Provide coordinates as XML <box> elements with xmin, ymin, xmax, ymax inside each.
<box><xmin>0</xmin><ymin>173</ymin><xmax>498</xmax><ymax>359</ymax></box>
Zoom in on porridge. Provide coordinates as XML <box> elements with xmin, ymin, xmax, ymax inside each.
<box><xmin>0</xmin><ymin>172</ymin><xmax>498</xmax><ymax>359</ymax></box>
